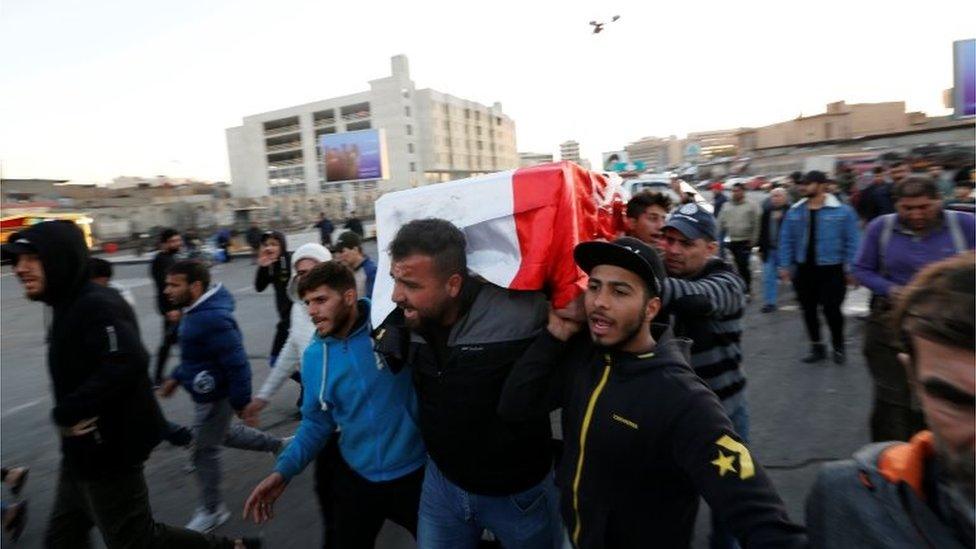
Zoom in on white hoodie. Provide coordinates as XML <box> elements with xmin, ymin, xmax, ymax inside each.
<box><xmin>255</xmin><ymin>243</ymin><xmax>332</xmax><ymax>401</ymax></box>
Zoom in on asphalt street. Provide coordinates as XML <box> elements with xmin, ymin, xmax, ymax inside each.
<box><xmin>1</xmin><ymin>227</ymin><xmax>875</xmax><ymax>548</ymax></box>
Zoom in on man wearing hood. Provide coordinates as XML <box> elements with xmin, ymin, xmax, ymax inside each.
<box><xmin>2</xmin><ymin>221</ymin><xmax>259</xmax><ymax>548</ymax></box>
<box><xmin>255</xmin><ymin>230</ymin><xmax>292</xmax><ymax>369</ymax></box>
<box><xmin>242</xmin><ymin>243</ymin><xmax>341</xmax><ymax>545</ymax></box>
<box><xmin>498</xmin><ymin>237</ymin><xmax>806</xmax><ymax>548</ymax></box>
<box><xmin>243</xmin><ymin>261</ymin><xmax>426</xmax><ymax>547</ymax></box>
<box><xmin>158</xmin><ymin>260</ymin><xmax>286</xmax><ymax>533</ymax></box>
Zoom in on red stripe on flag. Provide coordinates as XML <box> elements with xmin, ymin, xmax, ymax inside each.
<box><xmin>510</xmin><ymin>162</ymin><xmax>624</xmax><ymax>308</ymax></box>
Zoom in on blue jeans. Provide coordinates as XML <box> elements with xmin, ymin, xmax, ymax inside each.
<box><xmin>710</xmin><ymin>402</ymin><xmax>751</xmax><ymax>549</ymax></box>
<box><xmin>417</xmin><ymin>459</ymin><xmax>562</xmax><ymax>549</ymax></box>
<box><xmin>762</xmin><ymin>250</ymin><xmax>780</xmax><ymax>307</ymax></box>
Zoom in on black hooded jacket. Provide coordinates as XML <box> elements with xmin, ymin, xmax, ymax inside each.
<box><xmin>254</xmin><ymin>230</ymin><xmax>292</xmax><ymax>322</ymax></box>
<box><xmin>498</xmin><ymin>325</ymin><xmax>806</xmax><ymax>548</ymax></box>
<box><xmin>15</xmin><ymin>221</ymin><xmax>165</xmax><ymax>479</ymax></box>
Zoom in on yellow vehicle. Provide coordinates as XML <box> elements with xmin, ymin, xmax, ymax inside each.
<box><xmin>0</xmin><ymin>212</ymin><xmax>95</xmax><ymax>248</ymax></box>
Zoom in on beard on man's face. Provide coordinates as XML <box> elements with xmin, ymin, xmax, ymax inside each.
<box><xmin>934</xmin><ymin>433</ymin><xmax>976</xmax><ymax>503</ymax></box>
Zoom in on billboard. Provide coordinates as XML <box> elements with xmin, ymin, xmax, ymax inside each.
<box><xmin>602</xmin><ymin>150</ymin><xmax>629</xmax><ymax>171</ymax></box>
<box><xmin>319</xmin><ymin>129</ymin><xmax>390</xmax><ymax>183</ymax></box>
<box><xmin>954</xmin><ymin>39</ymin><xmax>976</xmax><ymax>118</ymax></box>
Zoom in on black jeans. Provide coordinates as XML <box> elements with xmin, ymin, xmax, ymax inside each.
<box><xmin>45</xmin><ymin>465</ymin><xmax>237</xmax><ymax>549</ymax></box>
<box><xmin>330</xmin><ymin>458</ymin><xmax>423</xmax><ymax>548</ymax></box>
<box><xmin>728</xmin><ymin>241</ymin><xmax>753</xmax><ymax>293</ymax></box>
<box><xmin>794</xmin><ymin>264</ymin><xmax>846</xmax><ymax>352</ymax></box>
<box><xmin>154</xmin><ymin>317</ymin><xmax>179</xmax><ymax>383</ymax></box>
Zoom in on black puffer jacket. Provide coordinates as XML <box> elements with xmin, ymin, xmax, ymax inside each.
<box><xmin>16</xmin><ymin>221</ymin><xmax>165</xmax><ymax>479</ymax></box>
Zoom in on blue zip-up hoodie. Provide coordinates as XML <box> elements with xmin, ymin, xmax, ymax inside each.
<box><xmin>171</xmin><ymin>283</ymin><xmax>252</xmax><ymax>410</ymax></box>
<box><xmin>778</xmin><ymin>194</ymin><xmax>861</xmax><ymax>269</ymax></box>
<box><xmin>275</xmin><ymin>298</ymin><xmax>425</xmax><ymax>483</ymax></box>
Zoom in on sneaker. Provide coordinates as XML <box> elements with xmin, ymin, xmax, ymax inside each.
<box><xmin>185</xmin><ymin>504</ymin><xmax>230</xmax><ymax>533</ymax></box>
<box><xmin>760</xmin><ymin>304</ymin><xmax>777</xmax><ymax>313</ymax></box>
<box><xmin>832</xmin><ymin>350</ymin><xmax>846</xmax><ymax>365</ymax></box>
<box><xmin>801</xmin><ymin>344</ymin><xmax>827</xmax><ymax>363</ymax></box>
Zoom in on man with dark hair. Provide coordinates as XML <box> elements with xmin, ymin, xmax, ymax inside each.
<box><xmin>150</xmin><ymin>227</ymin><xmax>182</xmax><ymax>384</ymax></box>
<box><xmin>315</xmin><ymin>213</ymin><xmax>335</xmax><ymax>246</ymax></box>
<box><xmin>499</xmin><ymin>237</ymin><xmax>806</xmax><ymax>548</ymax></box>
<box><xmin>852</xmin><ymin>175</ymin><xmax>974</xmax><ymax>442</ymax></box>
<box><xmin>857</xmin><ymin>161</ymin><xmax>907</xmax><ymax>222</ymax></box>
<box><xmin>624</xmin><ymin>191</ymin><xmax>672</xmax><ymax>249</ymax></box>
<box><xmin>333</xmin><ymin>231</ymin><xmax>378</xmax><ymax>298</ymax></box>
<box><xmin>244</xmin><ymin>261</ymin><xmax>425</xmax><ymax>547</ymax></box>
<box><xmin>374</xmin><ymin>218</ymin><xmax>561</xmax><ymax>549</ymax></box>
<box><xmin>255</xmin><ymin>231</ymin><xmax>292</xmax><ymax>369</ymax></box>
<box><xmin>779</xmin><ymin>171</ymin><xmax>861</xmax><ymax>364</ymax></box>
<box><xmin>758</xmin><ymin>188</ymin><xmax>790</xmax><ymax>313</ymax></box>
<box><xmin>2</xmin><ymin>223</ymin><xmax>258</xmax><ymax>548</ymax></box>
<box><xmin>718</xmin><ymin>183</ymin><xmax>761</xmax><ymax>297</ymax></box>
<box><xmin>946</xmin><ymin>166</ymin><xmax>975</xmax><ymax>209</ymax></box>
<box><xmin>344</xmin><ymin>212</ymin><xmax>364</xmax><ymax>237</ymax></box>
<box><xmin>159</xmin><ymin>260</ymin><xmax>285</xmax><ymax>533</ymax></box>
<box><xmin>807</xmin><ymin>252</ymin><xmax>975</xmax><ymax>548</ymax></box>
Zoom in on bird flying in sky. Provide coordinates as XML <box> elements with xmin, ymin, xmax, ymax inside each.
<box><xmin>589</xmin><ymin>15</ymin><xmax>620</xmax><ymax>34</ymax></box>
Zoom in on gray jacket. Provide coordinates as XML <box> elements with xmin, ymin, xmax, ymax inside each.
<box><xmin>718</xmin><ymin>199</ymin><xmax>761</xmax><ymax>244</ymax></box>
<box><xmin>806</xmin><ymin>433</ymin><xmax>969</xmax><ymax>549</ymax></box>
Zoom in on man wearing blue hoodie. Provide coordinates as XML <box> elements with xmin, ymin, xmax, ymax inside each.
<box><xmin>243</xmin><ymin>261</ymin><xmax>426</xmax><ymax>547</ymax></box>
<box><xmin>159</xmin><ymin>260</ymin><xmax>286</xmax><ymax>533</ymax></box>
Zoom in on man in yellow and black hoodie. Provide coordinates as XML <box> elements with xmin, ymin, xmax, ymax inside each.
<box><xmin>498</xmin><ymin>236</ymin><xmax>806</xmax><ymax>548</ymax></box>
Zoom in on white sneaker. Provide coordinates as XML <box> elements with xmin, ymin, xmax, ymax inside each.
<box><xmin>185</xmin><ymin>504</ymin><xmax>230</xmax><ymax>533</ymax></box>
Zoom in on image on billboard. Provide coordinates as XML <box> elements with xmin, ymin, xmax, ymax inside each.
<box><xmin>319</xmin><ymin>129</ymin><xmax>390</xmax><ymax>183</ymax></box>
<box><xmin>602</xmin><ymin>150</ymin><xmax>630</xmax><ymax>171</ymax></box>
<box><xmin>954</xmin><ymin>39</ymin><xmax>976</xmax><ymax>118</ymax></box>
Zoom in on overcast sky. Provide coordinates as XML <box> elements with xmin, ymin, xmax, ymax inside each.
<box><xmin>2</xmin><ymin>0</ymin><xmax>973</xmax><ymax>183</ymax></box>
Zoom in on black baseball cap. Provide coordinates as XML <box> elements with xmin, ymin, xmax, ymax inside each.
<box><xmin>1</xmin><ymin>231</ymin><xmax>37</xmax><ymax>262</ymax></box>
<box><xmin>574</xmin><ymin>237</ymin><xmax>665</xmax><ymax>296</ymax></box>
<box><xmin>663</xmin><ymin>202</ymin><xmax>719</xmax><ymax>242</ymax></box>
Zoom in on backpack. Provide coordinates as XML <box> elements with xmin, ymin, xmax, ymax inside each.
<box><xmin>877</xmin><ymin>211</ymin><xmax>968</xmax><ymax>276</ymax></box>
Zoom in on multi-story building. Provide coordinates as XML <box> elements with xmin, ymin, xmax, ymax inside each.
<box><xmin>736</xmin><ymin>101</ymin><xmax>918</xmax><ymax>152</ymax></box>
<box><xmin>624</xmin><ymin>136</ymin><xmax>685</xmax><ymax>172</ymax></box>
<box><xmin>226</xmin><ymin>55</ymin><xmax>518</xmax><ymax>207</ymax></box>
<box><xmin>518</xmin><ymin>152</ymin><xmax>554</xmax><ymax>167</ymax></box>
<box><xmin>559</xmin><ymin>140</ymin><xmax>581</xmax><ymax>164</ymax></box>
<box><xmin>685</xmin><ymin>128</ymin><xmax>742</xmax><ymax>159</ymax></box>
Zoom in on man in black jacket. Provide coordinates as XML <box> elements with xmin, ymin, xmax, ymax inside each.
<box><xmin>757</xmin><ymin>188</ymin><xmax>790</xmax><ymax>313</ymax></box>
<box><xmin>2</xmin><ymin>221</ymin><xmax>257</xmax><ymax>548</ymax></box>
<box><xmin>374</xmin><ymin>218</ymin><xmax>561</xmax><ymax>549</ymax></box>
<box><xmin>498</xmin><ymin>236</ymin><xmax>806</xmax><ymax>548</ymax></box>
<box><xmin>254</xmin><ymin>230</ymin><xmax>292</xmax><ymax>367</ymax></box>
<box><xmin>151</xmin><ymin>227</ymin><xmax>183</xmax><ymax>384</ymax></box>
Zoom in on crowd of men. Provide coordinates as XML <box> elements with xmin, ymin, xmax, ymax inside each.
<box><xmin>2</xmin><ymin>160</ymin><xmax>974</xmax><ymax>548</ymax></box>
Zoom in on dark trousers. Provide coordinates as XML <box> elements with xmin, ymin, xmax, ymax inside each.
<box><xmin>863</xmin><ymin>307</ymin><xmax>926</xmax><ymax>442</ymax></box>
<box><xmin>728</xmin><ymin>241</ymin><xmax>753</xmax><ymax>293</ymax></box>
<box><xmin>794</xmin><ymin>264</ymin><xmax>846</xmax><ymax>352</ymax></box>
<box><xmin>45</xmin><ymin>465</ymin><xmax>236</xmax><ymax>549</ymax></box>
<box><xmin>330</xmin><ymin>458</ymin><xmax>423</xmax><ymax>548</ymax></box>
<box><xmin>154</xmin><ymin>318</ymin><xmax>179</xmax><ymax>383</ymax></box>
<box><xmin>314</xmin><ymin>437</ymin><xmax>342</xmax><ymax>549</ymax></box>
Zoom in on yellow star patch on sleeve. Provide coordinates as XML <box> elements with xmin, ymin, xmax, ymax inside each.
<box><xmin>712</xmin><ymin>450</ymin><xmax>737</xmax><ymax>477</ymax></box>
<box><xmin>711</xmin><ymin>435</ymin><xmax>756</xmax><ymax>480</ymax></box>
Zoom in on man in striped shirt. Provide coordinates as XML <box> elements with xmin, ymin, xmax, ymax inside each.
<box><xmin>659</xmin><ymin>203</ymin><xmax>749</xmax><ymax>549</ymax></box>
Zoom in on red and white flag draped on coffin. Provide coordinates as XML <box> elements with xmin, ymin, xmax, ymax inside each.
<box><xmin>371</xmin><ymin>161</ymin><xmax>626</xmax><ymax>326</ymax></box>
